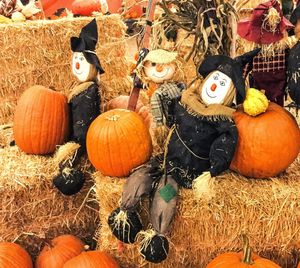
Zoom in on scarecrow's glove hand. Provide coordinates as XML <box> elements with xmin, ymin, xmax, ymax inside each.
<box><xmin>192</xmin><ymin>171</ymin><xmax>215</xmax><ymax>200</ymax></box>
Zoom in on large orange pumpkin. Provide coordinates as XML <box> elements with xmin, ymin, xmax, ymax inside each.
<box><xmin>0</xmin><ymin>242</ymin><xmax>32</xmax><ymax>268</ymax></box>
<box><xmin>105</xmin><ymin>95</ymin><xmax>152</xmax><ymax>128</ymax></box>
<box><xmin>86</xmin><ymin>109</ymin><xmax>152</xmax><ymax>177</ymax></box>
<box><xmin>13</xmin><ymin>85</ymin><xmax>69</xmax><ymax>155</ymax></box>
<box><xmin>35</xmin><ymin>235</ymin><xmax>84</xmax><ymax>268</ymax></box>
<box><xmin>63</xmin><ymin>251</ymin><xmax>119</xmax><ymax>268</ymax></box>
<box><xmin>206</xmin><ymin>236</ymin><xmax>280</xmax><ymax>268</ymax></box>
<box><xmin>230</xmin><ymin>102</ymin><xmax>300</xmax><ymax>178</ymax></box>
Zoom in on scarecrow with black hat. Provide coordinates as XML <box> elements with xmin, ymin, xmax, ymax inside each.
<box><xmin>107</xmin><ymin>49</ymin><xmax>259</xmax><ymax>264</ymax></box>
<box><xmin>286</xmin><ymin>2</ymin><xmax>300</xmax><ymax>108</ymax></box>
<box><xmin>53</xmin><ymin>19</ymin><xmax>105</xmax><ymax>196</ymax></box>
<box><xmin>237</xmin><ymin>0</ymin><xmax>294</xmax><ymax>106</ymax></box>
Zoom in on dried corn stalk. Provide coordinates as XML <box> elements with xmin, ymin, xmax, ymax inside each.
<box><xmin>157</xmin><ymin>0</ymin><xmax>239</xmax><ymax>67</ymax></box>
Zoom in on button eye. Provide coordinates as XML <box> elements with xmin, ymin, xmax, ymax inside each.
<box><xmin>220</xmin><ymin>81</ymin><xmax>225</xmax><ymax>86</ymax></box>
<box><xmin>151</xmin><ymin>63</ymin><xmax>156</xmax><ymax>67</ymax></box>
<box><xmin>213</xmin><ymin>75</ymin><xmax>218</xmax><ymax>80</ymax></box>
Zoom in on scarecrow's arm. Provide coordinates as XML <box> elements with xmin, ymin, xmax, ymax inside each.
<box><xmin>209</xmin><ymin>121</ymin><xmax>238</xmax><ymax>177</ymax></box>
<box><xmin>150</xmin><ymin>82</ymin><xmax>185</xmax><ymax>127</ymax></box>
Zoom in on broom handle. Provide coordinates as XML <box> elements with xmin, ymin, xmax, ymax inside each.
<box><xmin>127</xmin><ymin>0</ymin><xmax>157</xmax><ymax>111</ymax></box>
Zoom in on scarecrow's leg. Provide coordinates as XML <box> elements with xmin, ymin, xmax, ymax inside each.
<box><xmin>52</xmin><ymin>142</ymin><xmax>85</xmax><ymax>196</ymax></box>
<box><xmin>139</xmin><ymin>175</ymin><xmax>178</xmax><ymax>263</ymax></box>
<box><xmin>108</xmin><ymin>157</ymin><xmax>163</xmax><ymax>244</ymax></box>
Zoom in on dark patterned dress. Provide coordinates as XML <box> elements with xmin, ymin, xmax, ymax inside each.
<box><xmin>286</xmin><ymin>41</ymin><xmax>300</xmax><ymax>106</ymax></box>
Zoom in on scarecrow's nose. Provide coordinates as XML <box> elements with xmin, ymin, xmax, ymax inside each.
<box><xmin>76</xmin><ymin>62</ymin><xmax>80</xmax><ymax>70</ymax></box>
<box><xmin>156</xmin><ymin>64</ymin><xmax>164</xmax><ymax>72</ymax></box>
<box><xmin>211</xmin><ymin>83</ymin><xmax>217</xmax><ymax>91</ymax></box>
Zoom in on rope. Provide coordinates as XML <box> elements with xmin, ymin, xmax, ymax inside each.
<box><xmin>174</xmin><ymin>125</ymin><xmax>209</xmax><ymax>161</ymax></box>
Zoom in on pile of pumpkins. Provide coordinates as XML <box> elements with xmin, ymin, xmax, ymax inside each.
<box><xmin>1</xmin><ymin>234</ymin><xmax>299</xmax><ymax>267</ymax></box>
<box><xmin>0</xmin><ymin>235</ymin><xmax>119</xmax><ymax>267</ymax></box>
<box><xmin>13</xmin><ymin>85</ymin><xmax>153</xmax><ymax>177</ymax></box>
<box><xmin>13</xmin><ymin>85</ymin><xmax>300</xmax><ymax>179</ymax></box>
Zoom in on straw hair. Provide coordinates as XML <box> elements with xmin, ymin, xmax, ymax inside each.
<box><xmin>0</xmin><ymin>127</ymin><xmax>99</xmax><ymax>258</ymax></box>
<box><xmin>262</xmin><ymin>7</ymin><xmax>281</xmax><ymax>33</ymax></box>
<box><xmin>0</xmin><ymin>15</ymin><xmax>131</xmax><ymax>125</ymax></box>
<box><xmin>95</xmin><ymin>155</ymin><xmax>300</xmax><ymax>267</ymax></box>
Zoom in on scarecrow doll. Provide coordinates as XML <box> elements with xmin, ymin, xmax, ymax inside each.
<box><xmin>237</xmin><ymin>0</ymin><xmax>294</xmax><ymax>106</ymax></box>
<box><xmin>53</xmin><ymin>19</ymin><xmax>105</xmax><ymax>195</ymax></box>
<box><xmin>136</xmin><ymin>49</ymin><xmax>186</xmax><ymax>127</ymax></box>
<box><xmin>108</xmin><ymin>49</ymin><xmax>259</xmax><ymax>263</ymax></box>
<box><xmin>286</xmin><ymin>3</ymin><xmax>300</xmax><ymax>107</ymax></box>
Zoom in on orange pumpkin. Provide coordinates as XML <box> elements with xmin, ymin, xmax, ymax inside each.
<box><xmin>0</xmin><ymin>242</ymin><xmax>32</xmax><ymax>268</ymax></box>
<box><xmin>206</xmin><ymin>236</ymin><xmax>280</xmax><ymax>268</ymax></box>
<box><xmin>105</xmin><ymin>95</ymin><xmax>152</xmax><ymax>128</ymax></box>
<box><xmin>230</xmin><ymin>102</ymin><xmax>300</xmax><ymax>178</ymax></box>
<box><xmin>63</xmin><ymin>251</ymin><xmax>119</xmax><ymax>268</ymax></box>
<box><xmin>86</xmin><ymin>109</ymin><xmax>153</xmax><ymax>177</ymax></box>
<box><xmin>13</xmin><ymin>85</ymin><xmax>69</xmax><ymax>155</ymax></box>
<box><xmin>35</xmin><ymin>235</ymin><xmax>84</xmax><ymax>268</ymax></box>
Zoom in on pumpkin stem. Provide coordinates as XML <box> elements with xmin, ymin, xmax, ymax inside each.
<box><xmin>242</xmin><ymin>234</ymin><xmax>254</xmax><ymax>265</ymax></box>
<box><xmin>106</xmin><ymin>115</ymin><xmax>121</xmax><ymax>121</ymax></box>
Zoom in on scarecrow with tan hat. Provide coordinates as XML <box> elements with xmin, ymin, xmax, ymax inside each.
<box><xmin>137</xmin><ymin>48</ymin><xmax>186</xmax><ymax>126</ymax></box>
<box><xmin>107</xmin><ymin>49</ymin><xmax>259</xmax><ymax>264</ymax></box>
<box><xmin>237</xmin><ymin>0</ymin><xmax>294</xmax><ymax>106</ymax></box>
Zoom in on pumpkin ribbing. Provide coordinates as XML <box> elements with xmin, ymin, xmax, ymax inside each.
<box><xmin>87</xmin><ymin>109</ymin><xmax>152</xmax><ymax>177</ymax></box>
<box><xmin>13</xmin><ymin>85</ymin><xmax>69</xmax><ymax>155</ymax></box>
<box><xmin>230</xmin><ymin>102</ymin><xmax>300</xmax><ymax>178</ymax></box>
<box><xmin>0</xmin><ymin>242</ymin><xmax>32</xmax><ymax>268</ymax></box>
<box><xmin>35</xmin><ymin>235</ymin><xmax>84</xmax><ymax>268</ymax></box>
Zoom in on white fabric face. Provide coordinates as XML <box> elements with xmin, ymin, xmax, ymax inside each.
<box><xmin>72</xmin><ymin>52</ymin><xmax>93</xmax><ymax>82</ymax></box>
<box><xmin>143</xmin><ymin>61</ymin><xmax>176</xmax><ymax>83</ymax></box>
<box><xmin>200</xmin><ymin>71</ymin><xmax>233</xmax><ymax>105</ymax></box>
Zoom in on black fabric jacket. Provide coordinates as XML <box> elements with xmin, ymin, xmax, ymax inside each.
<box><xmin>69</xmin><ymin>82</ymin><xmax>100</xmax><ymax>156</ymax></box>
<box><xmin>165</xmin><ymin>101</ymin><xmax>238</xmax><ymax>188</ymax></box>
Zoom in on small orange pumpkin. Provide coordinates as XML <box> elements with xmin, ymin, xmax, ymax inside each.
<box><xmin>13</xmin><ymin>85</ymin><xmax>69</xmax><ymax>155</ymax></box>
<box><xmin>105</xmin><ymin>95</ymin><xmax>152</xmax><ymax>128</ymax></box>
<box><xmin>35</xmin><ymin>235</ymin><xmax>84</xmax><ymax>268</ymax></box>
<box><xmin>230</xmin><ymin>102</ymin><xmax>300</xmax><ymax>178</ymax></box>
<box><xmin>0</xmin><ymin>242</ymin><xmax>32</xmax><ymax>268</ymax></box>
<box><xmin>63</xmin><ymin>251</ymin><xmax>119</xmax><ymax>268</ymax></box>
<box><xmin>86</xmin><ymin>109</ymin><xmax>153</xmax><ymax>177</ymax></box>
<box><xmin>206</xmin><ymin>236</ymin><xmax>280</xmax><ymax>268</ymax></box>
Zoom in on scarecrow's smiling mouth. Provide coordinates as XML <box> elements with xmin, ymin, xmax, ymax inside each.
<box><xmin>151</xmin><ymin>68</ymin><xmax>170</xmax><ymax>78</ymax></box>
<box><xmin>74</xmin><ymin>68</ymin><xmax>83</xmax><ymax>75</ymax></box>
<box><xmin>205</xmin><ymin>87</ymin><xmax>217</xmax><ymax>98</ymax></box>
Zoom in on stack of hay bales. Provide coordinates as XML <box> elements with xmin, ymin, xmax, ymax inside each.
<box><xmin>0</xmin><ymin>14</ymin><xmax>132</xmax><ymax>125</ymax></box>
<box><xmin>94</xmin><ymin>157</ymin><xmax>300</xmax><ymax>268</ymax></box>
<box><xmin>0</xmin><ymin>126</ymin><xmax>98</xmax><ymax>258</ymax></box>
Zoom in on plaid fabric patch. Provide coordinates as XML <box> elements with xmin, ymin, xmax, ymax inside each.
<box><xmin>150</xmin><ymin>82</ymin><xmax>183</xmax><ymax>125</ymax></box>
<box><xmin>252</xmin><ymin>52</ymin><xmax>286</xmax><ymax>73</ymax></box>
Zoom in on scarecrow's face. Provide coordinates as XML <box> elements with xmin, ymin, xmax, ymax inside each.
<box><xmin>72</xmin><ymin>52</ymin><xmax>94</xmax><ymax>82</ymax></box>
<box><xmin>143</xmin><ymin>61</ymin><xmax>176</xmax><ymax>83</ymax></box>
<box><xmin>200</xmin><ymin>71</ymin><xmax>232</xmax><ymax>105</ymax></box>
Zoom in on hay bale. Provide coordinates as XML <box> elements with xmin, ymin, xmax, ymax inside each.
<box><xmin>0</xmin><ymin>15</ymin><xmax>132</xmax><ymax>124</ymax></box>
<box><xmin>0</xmin><ymin>132</ymin><xmax>99</xmax><ymax>257</ymax></box>
<box><xmin>95</xmin><ymin>157</ymin><xmax>300</xmax><ymax>268</ymax></box>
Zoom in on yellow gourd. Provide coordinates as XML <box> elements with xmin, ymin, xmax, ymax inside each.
<box><xmin>243</xmin><ymin>88</ymin><xmax>269</xmax><ymax>116</ymax></box>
